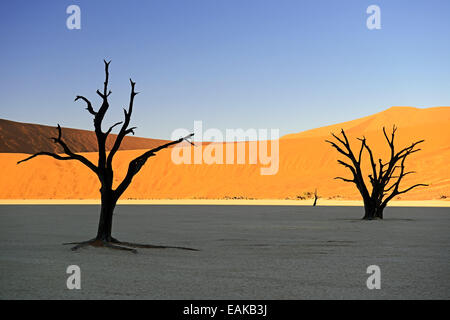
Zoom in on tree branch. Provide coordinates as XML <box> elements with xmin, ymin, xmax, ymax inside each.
<box><xmin>17</xmin><ymin>125</ymin><xmax>98</xmax><ymax>174</ymax></box>
<box><xmin>74</xmin><ymin>95</ymin><xmax>96</xmax><ymax>115</ymax></box>
<box><xmin>358</xmin><ymin>137</ymin><xmax>378</xmax><ymax>182</ymax></box>
<box><xmin>326</xmin><ymin>129</ymin><xmax>370</xmax><ymax>201</ymax></box>
<box><xmin>334</xmin><ymin>176</ymin><xmax>355</xmax><ymax>183</ymax></box>
<box><xmin>114</xmin><ymin>134</ymin><xmax>194</xmax><ymax>198</ymax></box>
<box><xmin>397</xmin><ymin>183</ymin><xmax>428</xmax><ymax>195</ymax></box>
<box><xmin>325</xmin><ymin>140</ymin><xmax>349</xmax><ymax>157</ymax></box>
<box><xmin>106</xmin><ymin>79</ymin><xmax>138</xmax><ymax>168</ymax></box>
<box><xmin>17</xmin><ymin>152</ymin><xmax>75</xmax><ymax>164</ymax></box>
<box><xmin>105</xmin><ymin>121</ymin><xmax>123</xmax><ymax>136</ymax></box>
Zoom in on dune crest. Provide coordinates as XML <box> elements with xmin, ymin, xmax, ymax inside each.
<box><xmin>282</xmin><ymin>106</ymin><xmax>450</xmax><ymax>139</ymax></box>
<box><xmin>0</xmin><ymin>119</ymin><xmax>168</xmax><ymax>154</ymax></box>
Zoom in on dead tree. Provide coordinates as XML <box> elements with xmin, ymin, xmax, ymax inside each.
<box><xmin>18</xmin><ymin>60</ymin><xmax>196</xmax><ymax>253</ymax></box>
<box><xmin>312</xmin><ymin>188</ymin><xmax>318</xmax><ymax>206</ymax></box>
<box><xmin>326</xmin><ymin>126</ymin><xmax>427</xmax><ymax>220</ymax></box>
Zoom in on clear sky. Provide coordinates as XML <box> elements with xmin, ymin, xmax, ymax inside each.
<box><xmin>0</xmin><ymin>0</ymin><xmax>449</xmax><ymax>139</ymax></box>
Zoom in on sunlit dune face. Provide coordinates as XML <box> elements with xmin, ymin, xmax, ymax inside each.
<box><xmin>0</xmin><ymin>107</ymin><xmax>449</xmax><ymax>200</ymax></box>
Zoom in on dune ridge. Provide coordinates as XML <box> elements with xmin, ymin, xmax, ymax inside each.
<box><xmin>0</xmin><ymin>118</ymin><xmax>168</xmax><ymax>154</ymax></box>
<box><xmin>282</xmin><ymin>106</ymin><xmax>450</xmax><ymax>139</ymax></box>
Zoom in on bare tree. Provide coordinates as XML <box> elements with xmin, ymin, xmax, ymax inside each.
<box><xmin>312</xmin><ymin>188</ymin><xmax>319</xmax><ymax>207</ymax></box>
<box><xmin>18</xmin><ymin>60</ymin><xmax>195</xmax><ymax>252</ymax></box>
<box><xmin>326</xmin><ymin>126</ymin><xmax>427</xmax><ymax>220</ymax></box>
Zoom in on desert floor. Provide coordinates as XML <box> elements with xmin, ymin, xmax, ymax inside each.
<box><xmin>0</xmin><ymin>205</ymin><xmax>449</xmax><ymax>299</ymax></box>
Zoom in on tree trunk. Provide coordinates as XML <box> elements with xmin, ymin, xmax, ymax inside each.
<box><xmin>375</xmin><ymin>204</ymin><xmax>384</xmax><ymax>219</ymax></box>
<box><xmin>96</xmin><ymin>189</ymin><xmax>117</xmax><ymax>241</ymax></box>
<box><xmin>362</xmin><ymin>202</ymin><xmax>384</xmax><ymax>220</ymax></box>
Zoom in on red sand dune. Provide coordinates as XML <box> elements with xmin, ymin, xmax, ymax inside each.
<box><xmin>0</xmin><ymin>119</ymin><xmax>168</xmax><ymax>153</ymax></box>
<box><xmin>0</xmin><ymin>107</ymin><xmax>449</xmax><ymax>200</ymax></box>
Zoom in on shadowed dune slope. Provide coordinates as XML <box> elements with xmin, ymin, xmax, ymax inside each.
<box><xmin>0</xmin><ymin>119</ymin><xmax>168</xmax><ymax>153</ymax></box>
<box><xmin>0</xmin><ymin>107</ymin><xmax>449</xmax><ymax>200</ymax></box>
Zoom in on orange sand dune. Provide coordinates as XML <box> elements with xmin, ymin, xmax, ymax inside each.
<box><xmin>283</xmin><ymin>106</ymin><xmax>450</xmax><ymax>139</ymax></box>
<box><xmin>0</xmin><ymin>107</ymin><xmax>449</xmax><ymax>200</ymax></box>
<box><xmin>0</xmin><ymin>118</ymin><xmax>168</xmax><ymax>153</ymax></box>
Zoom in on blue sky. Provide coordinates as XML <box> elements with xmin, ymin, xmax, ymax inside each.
<box><xmin>0</xmin><ymin>0</ymin><xmax>449</xmax><ymax>139</ymax></box>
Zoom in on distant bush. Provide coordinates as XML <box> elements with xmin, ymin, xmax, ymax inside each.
<box><xmin>295</xmin><ymin>191</ymin><xmax>316</xmax><ymax>200</ymax></box>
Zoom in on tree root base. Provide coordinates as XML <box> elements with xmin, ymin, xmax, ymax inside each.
<box><xmin>63</xmin><ymin>237</ymin><xmax>198</xmax><ymax>253</ymax></box>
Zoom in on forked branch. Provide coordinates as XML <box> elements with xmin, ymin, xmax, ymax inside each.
<box><xmin>106</xmin><ymin>79</ymin><xmax>139</xmax><ymax>168</ymax></box>
<box><xmin>114</xmin><ymin>133</ymin><xmax>194</xmax><ymax>198</ymax></box>
<box><xmin>17</xmin><ymin>125</ymin><xmax>98</xmax><ymax>174</ymax></box>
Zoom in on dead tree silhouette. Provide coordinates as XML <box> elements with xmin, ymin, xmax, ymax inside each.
<box><xmin>326</xmin><ymin>126</ymin><xmax>427</xmax><ymax>220</ymax></box>
<box><xmin>17</xmin><ymin>60</ymin><xmax>196</xmax><ymax>253</ymax></box>
<box><xmin>312</xmin><ymin>188</ymin><xmax>318</xmax><ymax>206</ymax></box>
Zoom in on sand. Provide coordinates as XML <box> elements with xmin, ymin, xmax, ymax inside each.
<box><xmin>0</xmin><ymin>205</ymin><xmax>449</xmax><ymax>299</ymax></box>
<box><xmin>0</xmin><ymin>118</ymin><xmax>168</xmax><ymax>154</ymax></box>
<box><xmin>282</xmin><ymin>106</ymin><xmax>450</xmax><ymax>139</ymax></box>
<box><xmin>0</xmin><ymin>106</ymin><xmax>449</xmax><ymax>200</ymax></box>
<box><xmin>0</xmin><ymin>199</ymin><xmax>449</xmax><ymax>207</ymax></box>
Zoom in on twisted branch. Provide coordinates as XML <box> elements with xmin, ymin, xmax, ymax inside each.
<box><xmin>327</xmin><ymin>126</ymin><xmax>428</xmax><ymax>212</ymax></box>
<box><xmin>17</xmin><ymin>125</ymin><xmax>97</xmax><ymax>174</ymax></box>
<box><xmin>114</xmin><ymin>133</ymin><xmax>194</xmax><ymax>198</ymax></box>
